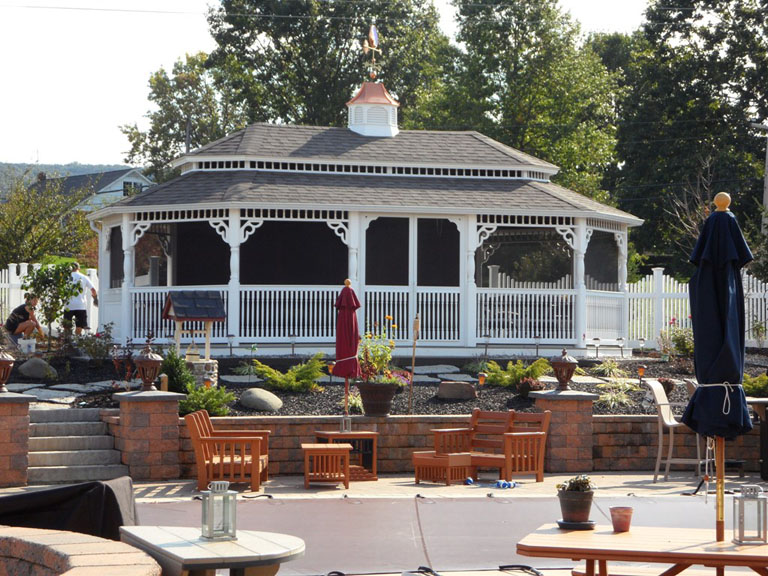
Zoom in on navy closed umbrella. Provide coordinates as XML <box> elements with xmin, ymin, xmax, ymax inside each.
<box><xmin>681</xmin><ymin>192</ymin><xmax>753</xmax><ymax>541</ymax></box>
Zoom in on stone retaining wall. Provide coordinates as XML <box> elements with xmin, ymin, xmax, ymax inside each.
<box><xmin>0</xmin><ymin>526</ymin><xmax>160</xmax><ymax>576</ymax></box>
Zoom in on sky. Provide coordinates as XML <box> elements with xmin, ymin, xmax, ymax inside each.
<box><xmin>0</xmin><ymin>0</ymin><xmax>647</xmax><ymax>167</ymax></box>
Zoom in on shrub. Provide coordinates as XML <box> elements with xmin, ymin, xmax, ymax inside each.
<box><xmin>463</xmin><ymin>359</ymin><xmax>489</xmax><ymax>374</ymax></box>
<box><xmin>160</xmin><ymin>347</ymin><xmax>196</xmax><ymax>393</ymax></box>
<box><xmin>596</xmin><ymin>380</ymin><xmax>639</xmax><ymax>409</ymax></box>
<box><xmin>250</xmin><ymin>352</ymin><xmax>325</xmax><ymax>392</ymax></box>
<box><xmin>342</xmin><ymin>390</ymin><xmax>364</xmax><ymax>414</ymax></box>
<box><xmin>557</xmin><ymin>474</ymin><xmax>595</xmax><ymax>492</ymax></box>
<box><xmin>518</xmin><ymin>376</ymin><xmax>546</xmax><ymax>398</ymax></box>
<box><xmin>592</xmin><ymin>359</ymin><xmax>628</xmax><ymax>378</ymax></box>
<box><xmin>77</xmin><ymin>322</ymin><xmax>115</xmax><ymax>360</ymax></box>
<box><xmin>657</xmin><ymin>377</ymin><xmax>676</xmax><ymax>396</ymax></box>
<box><xmin>743</xmin><ymin>373</ymin><xmax>768</xmax><ymax>397</ymax></box>
<box><xmin>179</xmin><ymin>382</ymin><xmax>235</xmax><ymax>416</ymax></box>
<box><xmin>485</xmin><ymin>358</ymin><xmax>551</xmax><ymax>389</ymax></box>
<box><xmin>670</xmin><ymin>327</ymin><xmax>694</xmax><ymax>357</ymax></box>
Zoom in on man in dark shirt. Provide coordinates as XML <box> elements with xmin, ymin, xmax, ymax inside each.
<box><xmin>4</xmin><ymin>294</ymin><xmax>43</xmax><ymax>343</ymax></box>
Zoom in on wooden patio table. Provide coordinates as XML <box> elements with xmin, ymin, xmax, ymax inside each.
<box><xmin>516</xmin><ymin>523</ymin><xmax>768</xmax><ymax>576</ymax></box>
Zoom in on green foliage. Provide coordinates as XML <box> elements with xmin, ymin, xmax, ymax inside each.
<box><xmin>596</xmin><ymin>380</ymin><xmax>639</xmax><ymax>410</ymax></box>
<box><xmin>232</xmin><ymin>361</ymin><xmax>259</xmax><ymax>375</ymax></box>
<box><xmin>463</xmin><ymin>359</ymin><xmax>489</xmax><ymax>374</ymax></box>
<box><xmin>77</xmin><ymin>322</ymin><xmax>115</xmax><ymax>360</ymax></box>
<box><xmin>343</xmin><ymin>390</ymin><xmax>364</xmax><ymax>415</ymax></box>
<box><xmin>22</xmin><ymin>263</ymin><xmax>80</xmax><ymax>350</ymax></box>
<box><xmin>592</xmin><ymin>360</ymin><xmax>628</xmax><ymax>378</ymax></box>
<box><xmin>0</xmin><ymin>172</ymin><xmax>93</xmax><ymax>270</ymax></box>
<box><xmin>359</xmin><ymin>321</ymin><xmax>397</xmax><ymax>382</ymax></box>
<box><xmin>661</xmin><ymin>320</ymin><xmax>694</xmax><ymax>357</ymax></box>
<box><xmin>179</xmin><ymin>382</ymin><xmax>235</xmax><ymax>416</ymax></box>
<box><xmin>557</xmin><ymin>474</ymin><xmax>595</xmax><ymax>492</ymax></box>
<box><xmin>160</xmin><ymin>347</ymin><xmax>196</xmax><ymax>394</ymax></box>
<box><xmin>485</xmin><ymin>358</ymin><xmax>551</xmax><ymax>389</ymax></box>
<box><xmin>250</xmin><ymin>353</ymin><xmax>326</xmax><ymax>392</ymax></box>
<box><xmin>743</xmin><ymin>373</ymin><xmax>768</xmax><ymax>398</ymax></box>
<box><xmin>750</xmin><ymin>316</ymin><xmax>767</xmax><ymax>348</ymax></box>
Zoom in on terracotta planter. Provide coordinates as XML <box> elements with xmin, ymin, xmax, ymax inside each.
<box><xmin>355</xmin><ymin>381</ymin><xmax>398</xmax><ymax>417</ymax></box>
<box><xmin>609</xmin><ymin>506</ymin><xmax>633</xmax><ymax>532</ymax></box>
<box><xmin>557</xmin><ymin>490</ymin><xmax>594</xmax><ymax>523</ymax></box>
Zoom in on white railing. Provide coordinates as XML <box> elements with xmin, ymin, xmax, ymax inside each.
<box><xmin>131</xmin><ymin>286</ymin><xmax>229</xmax><ymax>341</ymax></box>
<box><xmin>363</xmin><ymin>286</ymin><xmax>410</xmax><ymax>338</ymax></box>
<box><xmin>239</xmin><ymin>286</ymin><xmax>337</xmax><ymax>342</ymax></box>
<box><xmin>417</xmin><ymin>287</ymin><xmax>461</xmax><ymax>341</ymax></box>
<box><xmin>363</xmin><ymin>286</ymin><xmax>461</xmax><ymax>341</ymax></box>
<box><xmin>586</xmin><ymin>291</ymin><xmax>624</xmax><ymax>340</ymax></box>
<box><xmin>476</xmin><ymin>289</ymin><xmax>575</xmax><ymax>342</ymax></box>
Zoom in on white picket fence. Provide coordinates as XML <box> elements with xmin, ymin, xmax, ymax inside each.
<box><xmin>627</xmin><ymin>267</ymin><xmax>767</xmax><ymax>348</ymax></box>
<box><xmin>0</xmin><ymin>263</ymin><xmax>99</xmax><ymax>335</ymax></box>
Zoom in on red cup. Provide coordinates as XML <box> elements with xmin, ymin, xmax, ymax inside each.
<box><xmin>610</xmin><ymin>506</ymin><xmax>633</xmax><ymax>532</ymax></box>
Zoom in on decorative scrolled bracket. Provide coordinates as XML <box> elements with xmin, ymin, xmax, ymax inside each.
<box><xmin>327</xmin><ymin>220</ymin><xmax>349</xmax><ymax>245</ymax></box>
<box><xmin>240</xmin><ymin>218</ymin><xmax>264</xmax><ymax>244</ymax></box>
<box><xmin>555</xmin><ymin>226</ymin><xmax>575</xmax><ymax>250</ymax></box>
<box><xmin>130</xmin><ymin>223</ymin><xmax>151</xmax><ymax>247</ymax></box>
<box><xmin>209</xmin><ymin>219</ymin><xmax>230</xmax><ymax>243</ymax></box>
<box><xmin>585</xmin><ymin>228</ymin><xmax>594</xmax><ymax>248</ymax></box>
<box><xmin>476</xmin><ymin>224</ymin><xmax>498</xmax><ymax>249</ymax></box>
<box><xmin>614</xmin><ymin>232</ymin><xmax>627</xmax><ymax>257</ymax></box>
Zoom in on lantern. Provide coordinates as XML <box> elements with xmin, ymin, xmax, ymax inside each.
<box><xmin>550</xmin><ymin>349</ymin><xmax>578</xmax><ymax>391</ymax></box>
<box><xmin>201</xmin><ymin>481</ymin><xmax>237</xmax><ymax>540</ymax></box>
<box><xmin>733</xmin><ymin>485</ymin><xmax>767</xmax><ymax>544</ymax></box>
<box><xmin>134</xmin><ymin>342</ymin><xmax>163</xmax><ymax>392</ymax></box>
<box><xmin>592</xmin><ymin>337</ymin><xmax>601</xmax><ymax>358</ymax></box>
<box><xmin>616</xmin><ymin>337</ymin><xmax>625</xmax><ymax>358</ymax></box>
<box><xmin>638</xmin><ymin>364</ymin><xmax>647</xmax><ymax>382</ymax></box>
<box><xmin>0</xmin><ymin>347</ymin><xmax>14</xmax><ymax>393</ymax></box>
<box><xmin>226</xmin><ymin>334</ymin><xmax>235</xmax><ymax>357</ymax></box>
<box><xmin>534</xmin><ymin>334</ymin><xmax>541</xmax><ymax>358</ymax></box>
<box><xmin>477</xmin><ymin>372</ymin><xmax>487</xmax><ymax>396</ymax></box>
<box><xmin>638</xmin><ymin>337</ymin><xmax>646</xmax><ymax>353</ymax></box>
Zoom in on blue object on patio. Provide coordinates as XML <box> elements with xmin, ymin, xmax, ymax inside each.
<box><xmin>681</xmin><ymin>207</ymin><xmax>753</xmax><ymax>440</ymax></box>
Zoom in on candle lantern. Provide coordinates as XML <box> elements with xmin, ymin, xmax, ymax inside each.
<box><xmin>477</xmin><ymin>372</ymin><xmax>487</xmax><ymax>396</ymax></box>
<box><xmin>226</xmin><ymin>334</ymin><xmax>235</xmax><ymax>357</ymax></box>
<box><xmin>638</xmin><ymin>364</ymin><xmax>647</xmax><ymax>383</ymax></box>
<box><xmin>201</xmin><ymin>481</ymin><xmax>237</xmax><ymax>540</ymax></box>
<box><xmin>0</xmin><ymin>347</ymin><xmax>14</xmax><ymax>393</ymax></box>
<box><xmin>592</xmin><ymin>337</ymin><xmax>601</xmax><ymax>358</ymax></box>
<box><xmin>638</xmin><ymin>337</ymin><xmax>646</xmax><ymax>353</ymax></box>
<box><xmin>733</xmin><ymin>485</ymin><xmax>768</xmax><ymax>544</ymax></box>
<box><xmin>135</xmin><ymin>342</ymin><xmax>163</xmax><ymax>392</ymax></box>
<box><xmin>550</xmin><ymin>349</ymin><xmax>578</xmax><ymax>391</ymax></box>
<box><xmin>616</xmin><ymin>337</ymin><xmax>625</xmax><ymax>358</ymax></box>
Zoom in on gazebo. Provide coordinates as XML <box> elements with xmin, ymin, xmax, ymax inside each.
<box><xmin>88</xmin><ymin>81</ymin><xmax>642</xmax><ymax>356</ymax></box>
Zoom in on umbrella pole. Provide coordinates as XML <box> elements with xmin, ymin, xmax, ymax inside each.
<box><xmin>344</xmin><ymin>377</ymin><xmax>349</xmax><ymax>417</ymax></box>
<box><xmin>716</xmin><ymin>435</ymin><xmax>725</xmax><ymax>542</ymax></box>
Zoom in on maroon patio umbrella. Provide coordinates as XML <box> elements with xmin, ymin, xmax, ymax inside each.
<box><xmin>335</xmin><ymin>279</ymin><xmax>361</xmax><ymax>415</ymax></box>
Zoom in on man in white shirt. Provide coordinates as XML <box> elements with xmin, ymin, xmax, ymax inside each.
<box><xmin>64</xmin><ymin>262</ymin><xmax>97</xmax><ymax>335</ymax></box>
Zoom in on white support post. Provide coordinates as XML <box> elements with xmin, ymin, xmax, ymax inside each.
<box><xmin>347</xmin><ymin>213</ymin><xmax>360</xmax><ymax>288</ymax></box>
<box><xmin>652</xmin><ymin>266</ymin><xmax>665</xmax><ymax>346</ymax></box>
<box><xmin>574</xmin><ymin>218</ymin><xmax>588</xmax><ymax>349</ymax></box>
<box><xmin>465</xmin><ymin>217</ymin><xmax>477</xmax><ymax>347</ymax></box>
<box><xmin>121</xmin><ymin>214</ymin><xmax>134</xmax><ymax>344</ymax></box>
<box><xmin>487</xmin><ymin>265</ymin><xmax>500</xmax><ymax>288</ymax></box>
<box><xmin>616</xmin><ymin>232</ymin><xmax>629</xmax><ymax>343</ymax></box>
<box><xmin>86</xmin><ymin>268</ymin><xmax>99</xmax><ymax>333</ymax></box>
<box><xmin>9</xmin><ymin>263</ymin><xmax>24</xmax><ymax>310</ymax></box>
<box><xmin>227</xmin><ymin>208</ymin><xmax>241</xmax><ymax>344</ymax></box>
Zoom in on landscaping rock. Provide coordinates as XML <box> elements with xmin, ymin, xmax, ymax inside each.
<box><xmin>438</xmin><ymin>380</ymin><xmax>477</xmax><ymax>400</ymax></box>
<box><xmin>219</xmin><ymin>374</ymin><xmax>264</xmax><ymax>385</ymax></box>
<box><xmin>240</xmin><ymin>388</ymin><xmax>283</xmax><ymax>412</ymax></box>
<box><xmin>19</xmin><ymin>357</ymin><xmax>57</xmax><ymax>380</ymax></box>
<box><xmin>438</xmin><ymin>373</ymin><xmax>477</xmax><ymax>383</ymax></box>
<box><xmin>410</xmin><ymin>364</ymin><xmax>460</xmax><ymax>375</ymax></box>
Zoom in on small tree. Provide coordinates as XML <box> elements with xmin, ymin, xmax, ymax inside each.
<box><xmin>22</xmin><ymin>263</ymin><xmax>80</xmax><ymax>351</ymax></box>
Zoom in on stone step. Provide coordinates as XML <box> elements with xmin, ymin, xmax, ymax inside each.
<box><xmin>27</xmin><ymin>464</ymin><xmax>130</xmax><ymax>485</ymax></box>
<box><xmin>29</xmin><ymin>435</ymin><xmax>115</xmax><ymax>451</ymax></box>
<box><xmin>29</xmin><ymin>421</ymin><xmax>107</xmax><ymax>437</ymax></box>
<box><xmin>29</xmin><ymin>449</ymin><xmax>122</xmax><ymax>467</ymax></box>
<box><xmin>29</xmin><ymin>408</ymin><xmax>104</xmax><ymax>423</ymax></box>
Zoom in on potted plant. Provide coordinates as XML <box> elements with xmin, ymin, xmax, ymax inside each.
<box><xmin>556</xmin><ymin>474</ymin><xmax>596</xmax><ymax>526</ymax></box>
<box><xmin>356</xmin><ymin>316</ymin><xmax>406</xmax><ymax>416</ymax></box>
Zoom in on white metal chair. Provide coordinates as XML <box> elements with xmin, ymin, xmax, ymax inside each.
<box><xmin>646</xmin><ymin>379</ymin><xmax>709</xmax><ymax>482</ymax></box>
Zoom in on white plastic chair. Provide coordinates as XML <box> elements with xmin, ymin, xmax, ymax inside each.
<box><xmin>646</xmin><ymin>379</ymin><xmax>708</xmax><ymax>482</ymax></box>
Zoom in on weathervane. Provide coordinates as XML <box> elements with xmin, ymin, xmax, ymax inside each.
<box><xmin>362</xmin><ymin>24</ymin><xmax>382</xmax><ymax>79</ymax></box>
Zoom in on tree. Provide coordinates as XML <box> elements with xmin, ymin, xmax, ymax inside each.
<box><xmin>206</xmin><ymin>0</ymin><xmax>449</xmax><ymax>127</ymax></box>
<box><xmin>22</xmin><ymin>263</ymin><xmax>80</xmax><ymax>350</ymax></box>
<box><xmin>445</xmin><ymin>0</ymin><xmax>622</xmax><ymax>200</ymax></box>
<box><xmin>0</xmin><ymin>173</ymin><xmax>93</xmax><ymax>270</ymax></box>
<box><xmin>608</xmin><ymin>0</ymin><xmax>768</xmax><ymax>278</ymax></box>
<box><xmin>121</xmin><ymin>52</ymin><xmax>251</xmax><ymax>182</ymax></box>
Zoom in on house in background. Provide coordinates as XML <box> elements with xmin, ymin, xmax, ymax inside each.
<box><xmin>34</xmin><ymin>168</ymin><xmax>152</xmax><ymax>210</ymax></box>
<box><xmin>88</xmin><ymin>81</ymin><xmax>642</xmax><ymax>357</ymax></box>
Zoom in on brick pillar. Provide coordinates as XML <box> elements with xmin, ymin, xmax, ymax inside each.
<box><xmin>114</xmin><ymin>391</ymin><xmax>184</xmax><ymax>480</ymax></box>
<box><xmin>0</xmin><ymin>393</ymin><xmax>33</xmax><ymax>487</ymax></box>
<box><xmin>530</xmin><ymin>389</ymin><xmax>598</xmax><ymax>473</ymax></box>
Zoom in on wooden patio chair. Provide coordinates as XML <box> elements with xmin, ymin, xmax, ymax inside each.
<box><xmin>502</xmin><ymin>410</ymin><xmax>551</xmax><ymax>482</ymax></box>
<box><xmin>184</xmin><ymin>410</ymin><xmax>270</xmax><ymax>491</ymax></box>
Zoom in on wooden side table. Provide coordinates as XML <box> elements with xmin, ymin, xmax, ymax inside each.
<box><xmin>314</xmin><ymin>430</ymin><xmax>379</xmax><ymax>481</ymax></box>
<box><xmin>302</xmin><ymin>443</ymin><xmax>353</xmax><ymax>489</ymax></box>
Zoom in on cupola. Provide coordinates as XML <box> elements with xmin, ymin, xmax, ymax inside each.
<box><xmin>346</xmin><ymin>82</ymin><xmax>400</xmax><ymax>138</ymax></box>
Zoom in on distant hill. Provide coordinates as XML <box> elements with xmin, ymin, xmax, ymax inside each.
<box><xmin>0</xmin><ymin>162</ymin><xmax>130</xmax><ymax>193</ymax></box>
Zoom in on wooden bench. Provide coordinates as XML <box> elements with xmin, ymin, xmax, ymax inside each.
<box><xmin>302</xmin><ymin>443</ymin><xmax>353</xmax><ymax>489</ymax></box>
<box><xmin>413</xmin><ymin>409</ymin><xmax>551</xmax><ymax>483</ymax></box>
<box><xmin>184</xmin><ymin>410</ymin><xmax>270</xmax><ymax>491</ymax></box>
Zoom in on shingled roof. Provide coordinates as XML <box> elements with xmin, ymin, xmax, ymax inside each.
<box><xmin>31</xmin><ymin>169</ymin><xmax>135</xmax><ymax>195</ymax></box>
<box><xmin>108</xmin><ymin>170</ymin><xmax>639</xmax><ymax>223</ymax></box>
<box><xmin>175</xmin><ymin>124</ymin><xmax>557</xmax><ymax>170</ymax></box>
<box><xmin>162</xmin><ymin>291</ymin><xmax>226</xmax><ymax>322</ymax></box>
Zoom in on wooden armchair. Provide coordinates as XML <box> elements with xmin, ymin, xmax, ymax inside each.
<box><xmin>184</xmin><ymin>410</ymin><xmax>270</xmax><ymax>491</ymax></box>
<box><xmin>502</xmin><ymin>410</ymin><xmax>551</xmax><ymax>482</ymax></box>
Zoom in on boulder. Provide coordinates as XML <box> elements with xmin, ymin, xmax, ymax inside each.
<box><xmin>240</xmin><ymin>388</ymin><xmax>283</xmax><ymax>412</ymax></box>
<box><xmin>19</xmin><ymin>357</ymin><xmax>57</xmax><ymax>380</ymax></box>
<box><xmin>437</xmin><ymin>380</ymin><xmax>477</xmax><ymax>400</ymax></box>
